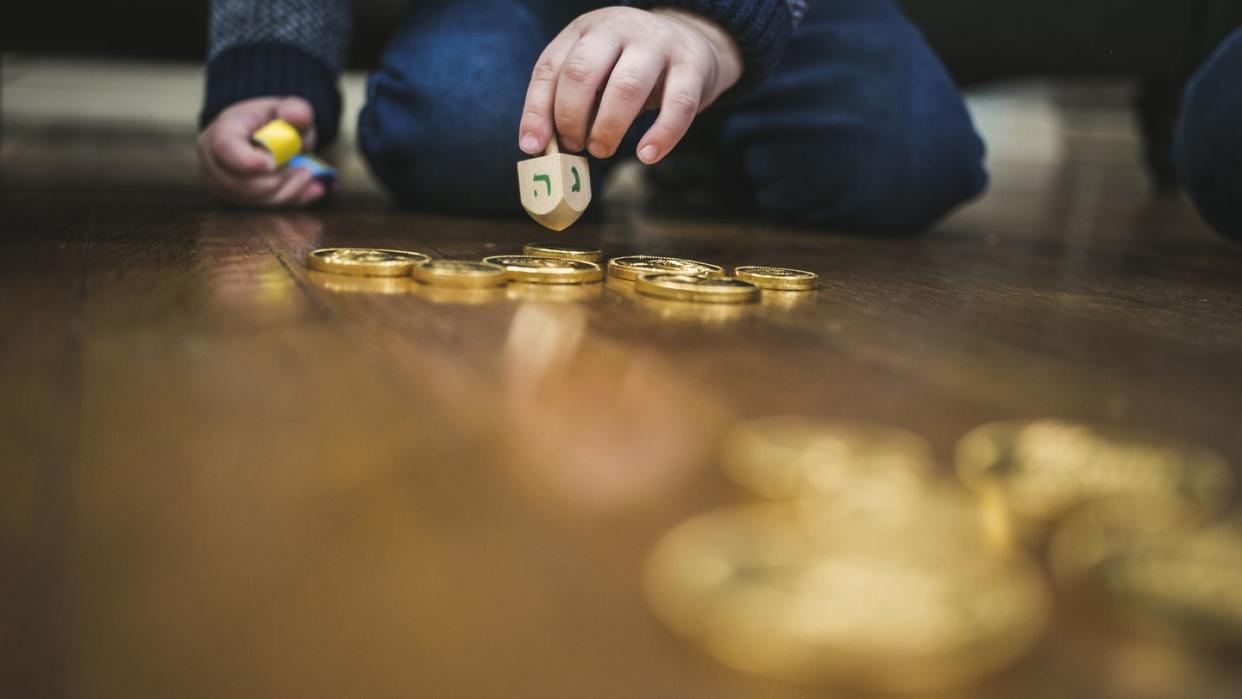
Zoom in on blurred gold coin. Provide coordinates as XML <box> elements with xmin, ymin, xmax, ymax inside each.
<box><xmin>306</xmin><ymin>248</ymin><xmax>430</xmax><ymax>277</ymax></box>
<box><xmin>523</xmin><ymin>243</ymin><xmax>604</xmax><ymax>263</ymax></box>
<box><xmin>720</xmin><ymin>417</ymin><xmax>933</xmax><ymax>502</ymax></box>
<box><xmin>306</xmin><ymin>270</ymin><xmax>412</xmax><ymax>295</ymax></box>
<box><xmin>956</xmin><ymin>420</ymin><xmax>1233</xmax><ymax>523</ymax></box>
<box><xmin>410</xmin><ymin>259</ymin><xmax>508</xmax><ymax>288</ymax></box>
<box><xmin>607</xmin><ymin>255</ymin><xmax>725</xmax><ymax>281</ymax></box>
<box><xmin>645</xmin><ymin>501</ymin><xmax>1049</xmax><ymax>691</ymax></box>
<box><xmin>1050</xmin><ymin>497</ymin><xmax>1242</xmax><ymax>648</ymax></box>
<box><xmin>635</xmin><ymin>273</ymin><xmax>759</xmax><ymax>304</ymax></box>
<box><xmin>735</xmin><ymin>266</ymin><xmax>819</xmax><ymax>291</ymax></box>
<box><xmin>483</xmin><ymin>255</ymin><xmax>603</xmax><ymax>284</ymax></box>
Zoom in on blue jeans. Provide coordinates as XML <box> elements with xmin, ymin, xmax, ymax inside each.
<box><xmin>358</xmin><ymin>0</ymin><xmax>987</xmax><ymax>233</ymax></box>
<box><xmin>1176</xmin><ymin>28</ymin><xmax>1242</xmax><ymax>243</ymax></box>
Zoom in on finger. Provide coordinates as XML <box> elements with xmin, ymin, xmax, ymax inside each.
<box><xmin>277</xmin><ymin>97</ymin><xmax>318</xmax><ymax>150</ymax></box>
<box><xmin>636</xmin><ymin>63</ymin><xmax>704</xmax><ymax>165</ymax></box>
<box><xmin>296</xmin><ymin>180</ymin><xmax>327</xmax><ymax>206</ymax></box>
<box><xmin>210</xmin><ymin>112</ymin><xmax>279</xmax><ymax>176</ymax></box>
<box><xmin>199</xmin><ymin>145</ymin><xmax>289</xmax><ymax>204</ymax></box>
<box><xmin>519</xmin><ymin>30</ymin><xmax>581</xmax><ymax>155</ymax></box>
<box><xmin>202</xmin><ymin>151</ymin><xmax>287</xmax><ymax>197</ymax></box>
<box><xmin>261</xmin><ymin>168</ymin><xmax>316</xmax><ymax>207</ymax></box>
<box><xmin>588</xmin><ymin>49</ymin><xmax>663</xmax><ymax>158</ymax></box>
<box><xmin>554</xmin><ymin>36</ymin><xmax>623</xmax><ymax>152</ymax></box>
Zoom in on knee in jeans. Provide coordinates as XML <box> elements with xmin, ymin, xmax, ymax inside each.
<box><xmin>358</xmin><ymin>73</ymin><xmax>522</xmax><ymax>213</ymax></box>
<box><xmin>753</xmin><ymin>133</ymin><xmax>988</xmax><ymax>234</ymax></box>
<box><xmin>1174</xmin><ymin>31</ymin><xmax>1242</xmax><ymax>241</ymax></box>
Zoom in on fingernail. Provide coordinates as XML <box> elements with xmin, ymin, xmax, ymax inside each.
<box><xmin>520</xmin><ymin>133</ymin><xmax>540</xmax><ymax>154</ymax></box>
<box><xmin>639</xmin><ymin>145</ymin><xmax>659</xmax><ymax>164</ymax></box>
<box><xmin>588</xmin><ymin>141</ymin><xmax>608</xmax><ymax>158</ymax></box>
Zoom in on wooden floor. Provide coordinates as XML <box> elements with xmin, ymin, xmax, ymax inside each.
<box><xmin>3</xmin><ymin>61</ymin><xmax>1242</xmax><ymax>697</ymax></box>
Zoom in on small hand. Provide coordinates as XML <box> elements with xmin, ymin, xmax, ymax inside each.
<box><xmin>197</xmin><ymin>97</ymin><xmax>326</xmax><ymax>207</ymax></box>
<box><xmin>518</xmin><ymin>7</ymin><xmax>743</xmax><ymax>165</ymax></box>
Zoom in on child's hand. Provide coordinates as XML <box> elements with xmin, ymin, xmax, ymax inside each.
<box><xmin>198</xmin><ymin>97</ymin><xmax>325</xmax><ymax>207</ymax></box>
<box><xmin>518</xmin><ymin>7</ymin><xmax>743</xmax><ymax>165</ymax></box>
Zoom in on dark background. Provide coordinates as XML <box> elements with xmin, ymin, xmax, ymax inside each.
<box><xmin>4</xmin><ymin>1</ymin><xmax>1242</xmax><ymax>188</ymax></box>
<box><xmin>4</xmin><ymin>1</ymin><xmax>1241</xmax><ymax>78</ymax></box>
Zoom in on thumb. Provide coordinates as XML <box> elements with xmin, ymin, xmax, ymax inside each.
<box><xmin>277</xmin><ymin>97</ymin><xmax>318</xmax><ymax>149</ymax></box>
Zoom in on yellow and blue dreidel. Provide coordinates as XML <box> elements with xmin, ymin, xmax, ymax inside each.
<box><xmin>251</xmin><ymin>119</ymin><xmax>302</xmax><ymax>167</ymax></box>
<box><xmin>517</xmin><ymin>139</ymin><xmax>591</xmax><ymax>231</ymax></box>
<box><xmin>289</xmin><ymin>154</ymin><xmax>337</xmax><ymax>188</ymax></box>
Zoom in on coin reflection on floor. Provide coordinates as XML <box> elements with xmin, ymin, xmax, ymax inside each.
<box><xmin>634</xmin><ymin>294</ymin><xmax>752</xmax><ymax>323</ymax></box>
<box><xmin>498</xmin><ymin>303</ymin><xmax>722</xmax><ymax>514</ymax></box>
<box><xmin>410</xmin><ymin>283</ymin><xmax>508</xmax><ymax>305</ymax></box>
<box><xmin>306</xmin><ymin>270</ymin><xmax>414</xmax><ymax>295</ymax></box>
<box><xmin>760</xmin><ymin>289</ymin><xmax>818</xmax><ymax>310</ymax></box>
<box><xmin>506</xmin><ymin>281</ymin><xmax>603</xmax><ymax>303</ymax></box>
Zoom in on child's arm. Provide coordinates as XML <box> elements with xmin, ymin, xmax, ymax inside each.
<box><xmin>518</xmin><ymin>2</ymin><xmax>807</xmax><ymax>165</ymax></box>
<box><xmin>198</xmin><ymin>0</ymin><xmax>351</xmax><ymax>207</ymax></box>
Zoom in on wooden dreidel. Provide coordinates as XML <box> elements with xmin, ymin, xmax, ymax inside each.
<box><xmin>517</xmin><ymin>139</ymin><xmax>591</xmax><ymax>231</ymax></box>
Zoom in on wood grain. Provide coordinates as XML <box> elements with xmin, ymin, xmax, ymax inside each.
<box><xmin>2</xmin><ymin>106</ymin><xmax>1242</xmax><ymax>697</ymax></box>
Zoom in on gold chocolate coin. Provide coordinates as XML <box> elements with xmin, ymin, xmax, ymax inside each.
<box><xmin>1050</xmin><ymin>497</ymin><xmax>1242</xmax><ymax>647</ymax></box>
<box><xmin>956</xmin><ymin>419</ymin><xmax>1233</xmax><ymax>523</ymax></box>
<box><xmin>645</xmin><ymin>501</ymin><xmax>1050</xmax><ymax>691</ymax></box>
<box><xmin>635</xmin><ymin>273</ymin><xmax>759</xmax><ymax>304</ymax></box>
<box><xmin>720</xmin><ymin>417</ymin><xmax>933</xmax><ymax>501</ymax></box>
<box><xmin>483</xmin><ymin>255</ymin><xmax>603</xmax><ymax>284</ymax></box>
<box><xmin>523</xmin><ymin>243</ymin><xmax>604</xmax><ymax>263</ymax></box>
<box><xmin>306</xmin><ymin>248</ymin><xmax>430</xmax><ymax>277</ymax></box>
<box><xmin>735</xmin><ymin>265</ymin><xmax>819</xmax><ymax>291</ymax></box>
<box><xmin>607</xmin><ymin>255</ymin><xmax>725</xmax><ymax>281</ymax></box>
<box><xmin>410</xmin><ymin>259</ymin><xmax>508</xmax><ymax>288</ymax></box>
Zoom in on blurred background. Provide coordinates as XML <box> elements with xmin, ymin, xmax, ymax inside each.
<box><xmin>3</xmin><ymin>0</ymin><xmax>1242</xmax><ymax>203</ymax></box>
<box><xmin>5</xmin><ymin>5</ymin><xmax>1242</xmax><ymax>697</ymax></box>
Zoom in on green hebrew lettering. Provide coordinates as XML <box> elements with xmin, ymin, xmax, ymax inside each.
<box><xmin>533</xmin><ymin>174</ymin><xmax>552</xmax><ymax>197</ymax></box>
<box><xmin>571</xmin><ymin>167</ymin><xmax>581</xmax><ymax>193</ymax></box>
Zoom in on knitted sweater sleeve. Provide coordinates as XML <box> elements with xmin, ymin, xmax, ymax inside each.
<box><xmin>200</xmin><ymin>0</ymin><xmax>352</xmax><ymax>147</ymax></box>
<box><xmin>625</xmin><ymin>0</ymin><xmax>809</xmax><ymax>83</ymax></box>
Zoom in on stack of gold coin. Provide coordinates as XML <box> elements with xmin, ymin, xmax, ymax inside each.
<box><xmin>1050</xmin><ymin>497</ymin><xmax>1242</xmax><ymax>648</ymax></box>
<box><xmin>607</xmin><ymin>255</ymin><xmax>725</xmax><ymax>281</ymax></box>
<box><xmin>719</xmin><ymin>416</ymin><xmax>933</xmax><ymax>502</ymax></box>
<box><xmin>483</xmin><ymin>255</ymin><xmax>603</xmax><ymax>284</ymax></box>
<box><xmin>410</xmin><ymin>259</ymin><xmax>508</xmax><ymax>288</ymax></box>
<box><xmin>955</xmin><ymin>420</ymin><xmax>1233</xmax><ymax>530</ymax></box>
<box><xmin>634</xmin><ymin>273</ymin><xmax>760</xmax><ymax>304</ymax></box>
<box><xmin>523</xmin><ymin>243</ymin><xmax>603</xmax><ymax>263</ymax></box>
<box><xmin>734</xmin><ymin>266</ymin><xmax>819</xmax><ymax>291</ymax></box>
<box><xmin>306</xmin><ymin>248</ymin><xmax>429</xmax><ymax>277</ymax></box>
<box><xmin>645</xmin><ymin>498</ymin><xmax>1050</xmax><ymax>691</ymax></box>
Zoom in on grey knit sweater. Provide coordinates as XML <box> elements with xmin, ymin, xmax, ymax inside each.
<box><xmin>202</xmin><ymin>0</ymin><xmax>810</xmax><ymax>145</ymax></box>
